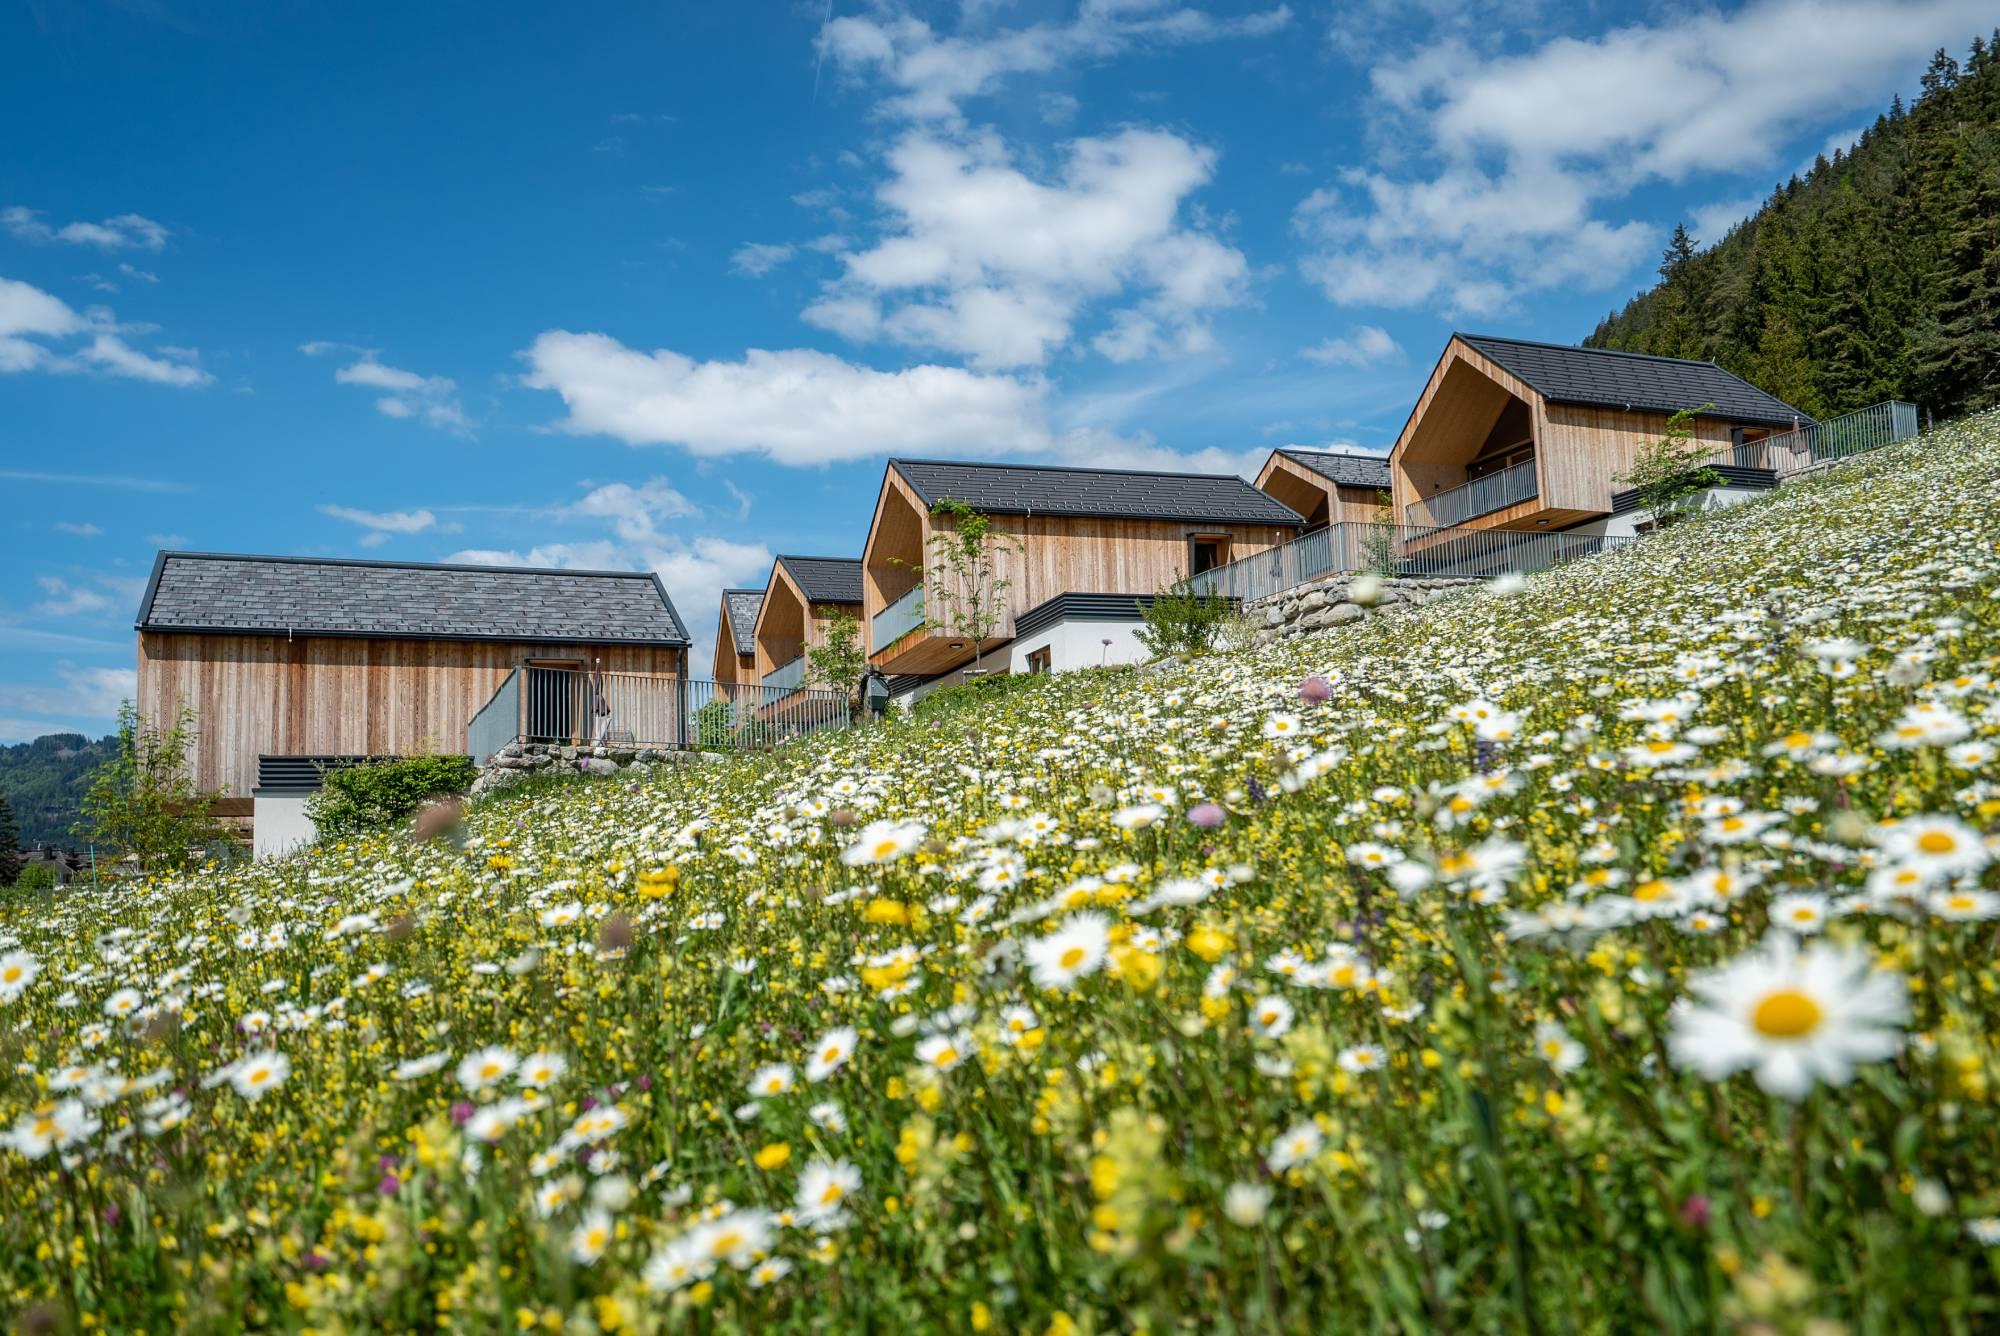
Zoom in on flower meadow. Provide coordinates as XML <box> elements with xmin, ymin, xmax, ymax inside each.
<box><xmin>8</xmin><ymin>416</ymin><xmax>2000</xmax><ymax>1334</ymax></box>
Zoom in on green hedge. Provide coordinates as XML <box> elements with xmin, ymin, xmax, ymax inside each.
<box><xmin>304</xmin><ymin>755</ymin><xmax>477</xmax><ymax>840</ymax></box>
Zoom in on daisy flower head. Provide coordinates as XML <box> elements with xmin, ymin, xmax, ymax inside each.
<box><xmin>841</xmin><ymin>819</ymin><xmax>926</xmax><ymax>867</ymax></box>
<box><xmin>748</xmin><ymin>1062</ymin><xmax>796</xmax><ymax>1099</ymax></box>
<box><xmin>517</xmin><ymin>1051</ymin><xmax>568</xmax><ymax>1088</ymax></box>
<box><xmin>456</xmin><ymin>1045</ymin><xmax>519</xmax><ymax>1093</ymax></box>
<box><xmin>1533</xmin><ymin>1021</ymin><xmax>1585</xmax><ymax>1074</ymax></box>
<box><xmin>229</xmin><ymin>1050</ymin><xmax>291</xmax><ymax>1102</ymax></box>
<box><xmin>1024</xmin><ymin>912</ymin><xmax>1110</xmax><ymax>990</ymax></box>
<box><xmin>1878</xmin><ymin>815</ymin><xmax>1990</xmax><ymax>879</ymax></box>
<box><xmin>1267</xmin><ymin>1119</ymin><xmax>1324</xmax><ymax>1172</ymax></box>
<box><xmin>1667</xmin><ymin>934</ymin><xmax>1908</xmax><ymax>1100</ymax></box>
<box><xmin>796</xmin><ymin>1157</ymin><xmax>862</xmax><ymax>1224</ymax></box>
<box><xmin>1250</xmin><ymin>995</ymin><xmax>1295</xmax><ymax>1039</ymax></box>
<box><xmin>1337</xmin><ymin>1043</ymin><xmax>1387</xmax><ymax>1074</ymax></box>
<box><xmin>805</xmin><ymin>1026</ymin><xmax>858</xmax><ymax>1082</ymax></box>
<box><xmin>915</xmin><ymin>1029</ymin><xmax>971</xmax><ymax>1072</ymax></box>
<box><xmin>568</xmin><ymin>1209</ymin><xmax>614</xmax><ymax>1265</ymax></box>
<box><xmin>0</xmin><ymin>951</ymin><xmax>38</xmax><ymax>1000</ymax></box>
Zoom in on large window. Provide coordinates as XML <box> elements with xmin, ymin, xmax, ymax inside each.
<box><xmin>1187</xmin><ymin>533</ymin><xmax>1231</xmax><ymax>575</ymax></box>
<box><xmin>1026</xmin><ymin>646</ymin><xmax>1052</xmax><ymax>674</ymax></box>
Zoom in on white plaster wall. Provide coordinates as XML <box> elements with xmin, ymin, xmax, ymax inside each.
<box><xmin>1006</xmin><ymin>618</ymin><xmax>1150</xmax><ymax>675</ymax></box>
<box><xmin>1598</xmin><ymin>484</ymin><xmax>1768</xmax><ymax>539</ymax></box>
<box><xmin>253</xmin><ymin>793</ymin><xmax>317</xmax><ymax>859</ymax></box>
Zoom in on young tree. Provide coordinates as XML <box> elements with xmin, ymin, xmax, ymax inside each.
<box><xmin>1133</xmin><ymin>580</ymin><xmax>1236</xmax><ymax>660</ymax></box>
<box><xmin>1614</xmin><ymin>404</ymin><xmax>1724</xmax><ymax>529</ymax></box>
<box><xmin>805</xmin><ymin>606</ymin><xmax>868</xmax><ymax>695</ymax></box>
<box><xmin>0</xmin><ymin>791</ymin><xmax>23</xmax><ymax>888</ymax></box>
<box><xmin>918</xmin><ymin>499</ymin><xmax>1022</xmax><ymax>676</ymax></box>
<box><xmin>77</xmin><ymin>700</ymin><xmax>228</xmax><ymax>873</ymax></box>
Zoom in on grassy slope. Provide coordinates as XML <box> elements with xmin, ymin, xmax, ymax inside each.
<box><xmin>5</xmin><ymin>414</ymin><xmax>2000</xmax><ymax>1332</ymax></box>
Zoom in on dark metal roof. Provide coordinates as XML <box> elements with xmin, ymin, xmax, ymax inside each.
<box><xmin>1457</xmin><ymin>334</ymin><xmax>1811</xmax><ymax>428</ymax></box>
<box><xmin>1276</xmin><ymin>449</ymin><xmax>1391</xmax><ymax>490</ymax></box>
<box><xmin>136</xmin><ymin>552</ymin><xmax>691</xmax><ymax>646</ymax></box>
<box><xmin>721</xmin><ymin>589</ymin><xmax>763</xmax><ymax>657</ymax></box>
<box><xmin>775</xmin><ymin>555</ymin><xmax>864</xmax><ymax>605</ymax></box>
<box><xmin>890</xmin><ymin>458</ymin><xmax>1305</xmax><ymax>527</ymax></box>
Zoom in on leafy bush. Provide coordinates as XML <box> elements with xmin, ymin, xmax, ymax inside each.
<box><xmin>1133</xmin><ymin>580</ymin><xmax>1236</xmax><ymax>658</ymax></box>
<box><xmin>305</xmin><ymin>754</ymin><xmax>477</xmax><ymax>839</ymax></box>
<box><xmin>691</xmin><ymin>699</ymin><xmax>738</xmax><ymax>750</ymax></box>
<box><xmin>77</xmin><ymin>700</ymin><xmax>229</xmax><ymax>872</ymax></box>
<box><xmin>906</xmin><ymin>668</ymin><xmax>1048</xmax><ymax>722</ymax></box>
<box><xmin>8</xmin><ymin>861</ymin><xmax>57</xmax><ymax>892</ymax></box>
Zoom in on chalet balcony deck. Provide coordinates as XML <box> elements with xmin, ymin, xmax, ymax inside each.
<box><xmin>764</xmin><ymin>654</ymin><xmax>806</xmax><ymax>694</ymax></box>
<box><xmin>1404</xmin><ymin>456</ymin><xmax>1538</xmax><ymax>529</ymax></box>
<box><xmin>466</xmin><ymin>665</ymin><xmax>848</xmax><ymax>760</ymax></box>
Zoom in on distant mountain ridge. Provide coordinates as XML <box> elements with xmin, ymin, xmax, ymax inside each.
<box><xmin>1587</xmin><ymin>34</ymin><xmax>2000</xmax><ymax>423</ymax></box>
<box><xmin>0</xmin><ymin>733</ymin><xmax>117</xmax><ymax>849</ymax></box>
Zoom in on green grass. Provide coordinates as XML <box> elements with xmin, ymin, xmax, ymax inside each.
<box><xmin>4</xmin><ymin>413</ymin><xmax>2000</xmax><ymax>1333</ymax></box>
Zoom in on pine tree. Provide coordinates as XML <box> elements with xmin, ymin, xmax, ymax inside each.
<box><xmin>0</xmin><ymin>791</ymin><xmax>23</xmax><ymax>888</ymax></box>
<box><xmin>1587</xmin><ymin>33</ymin><xmax>2000</xmax><ymax>422</ymax></box>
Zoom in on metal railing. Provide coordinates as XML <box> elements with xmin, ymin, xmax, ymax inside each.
<box><xmin>1405</xmin><ymin>456</ymin><xmax>1538</xmax><ymax>528</ymax></box>
<box><xmin>1692</xmin><ymin>400</ymin><xmax>1918</xmax><ymax>479</ymax></box>
<box><xmin>764</xmin><ymin>654</ymin><xmax>806</xmax><ymax>693</ymax></box>
<box><xmin>466</xmin><ymin>666</ymin><xmax>851</xmax><ymax>761</ymax></box>
<box><xmin>872</xmin><ymin>585</ymin><xmax>925</xmax><ymax>650</ymax></box>
<box><xmin>1188</xmin><ymin>521</ymin><xmax>1634</xmax><ymax>604</ymax></box>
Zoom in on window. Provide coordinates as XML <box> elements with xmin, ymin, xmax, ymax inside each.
<box><xmin>1026</xmin><ymin>646</ymin><xmax>1052</xmax><ymax>674</ymax></box>
<box><xmin>1187</xmin><ymin>533</ymin><xmax>1230</xmax><ymax>575</ymax></box>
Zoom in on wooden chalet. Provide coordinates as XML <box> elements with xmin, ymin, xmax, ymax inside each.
<box><xmin>713</xmin><ymin>589</ymin><xmax>762</xmax><ymax>686</ymax></box>
<box><xmin>861</xmin><ymin>458</ymin><xmax>1304</xmax><ymax>683</ymax></box>
<box><xmin>1391</xmin><ymin>334</ymin><xmax>1811</xmax><ymax>534</ymax></box>
<box><xmin>752</xmin><ymin>555</ymin><xmax>864</xmax><ymax>695</ymax></box>
<box><xmin>1254</xmin><ymin>449</ymin><xmax>1392</xmax><ymax>530</ymax></box>
<box><xmin>134</xmin><ymin>552</ymin><xmax>691</xmax><ymax>805</ymax></box>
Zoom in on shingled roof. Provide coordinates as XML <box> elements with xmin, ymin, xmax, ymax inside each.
<box><xmin>775</xmin><ymin>555</ymin><xmax>864</xmax><ymax>605</ymax></box>
<box><xmin>1276</xmin><ymin>448</ymin><xmax>1392</xmax><ymax>490</ymax></box>
<box><xmin>890</xmin><ymin>459</ymin><xmax>1305</xmax><ymax>527</ymax></box>
<box><xmin>721</xmin><ymin>589</ymin><xmax>763</xmax><ymax>657</ymax></box>
<box><xmin>1457</xmin><ymin>334</ymin><xmax>1810</xmax><ymax>428</ymax></box>
<box><xmin>136</xmin><ymin>552</ymin><xmax>690</xmax><ymax>645</ymax></box>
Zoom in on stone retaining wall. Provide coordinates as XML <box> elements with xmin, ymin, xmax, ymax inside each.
<box><xmin>1246</xmin><ymin>574</ymin><xmax>1483</xmax><ymax>645</ymax></box>
<box><xmin>473</xmin><ymin>741</ymin><xmax>728</xmax><ymax>795</ymax></box>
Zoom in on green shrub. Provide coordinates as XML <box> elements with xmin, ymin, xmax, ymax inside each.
<box><xmin>77</xmin><ymin>700</ymin><xmax>230</xmax><ymax>872</ymax></box>
<box><xmin>1133</xmin><ymin>581</ymin><xmax>1235</xmax><ymax>659</ymax></box>
<box><xmin>305</xmin><ymin>754</ymin><xmax>477</xmax><ymax>839</ymax></box>
<box><xmin>9</xmin><ymin>861</ymin><xmax>57</xmax><ymax>892</ymax></box>
<box><xmin>908</xmin><ymin>670</ymin><xmax>1047</xmax><ymax>722</ymax></box>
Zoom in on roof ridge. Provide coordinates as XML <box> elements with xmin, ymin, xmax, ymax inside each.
<box><xmin>154</xmin><ymin>550</ymin><xmax>659</xmax><ymax>581</ymax></box>
<box><xmin>889</xmin><ymin>456</ymin><xmax>1259</xmax><ymax>485</ymax></box>
<box><xmin>774</xmin><ymin>554</ymin><xmax>863</xmax><ymax>565</ymax></box>
<box><xmin>1455</xmin><ymin>331</ymin><xmax>1733</xmax><ymax>372</ymax></box>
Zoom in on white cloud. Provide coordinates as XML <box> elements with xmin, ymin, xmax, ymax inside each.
<box><xmin>318</xmin><ymin>505</ymin><xmax>442</xmax><ymax>549</ymax></box>
<box><xmin>34</xmin><ymin>576</ymin><xmax>113</xmax><ymax>617</ymax></box>
<box><xmin>3</xmin><ymin>206</ymin><xmax>167</xmax><ymax>251</ymax></box>
<box><xmin>731</xmin><ymin>242</ymin><xmax>797</xmax><ymax>277</ymax></box>
<box><xmin>55</xmin><ymin>522</ymin><xmax>102</xmax><ymax>537</ymax></box>
<box><xmin>805</xmin><ymin>127</ymin><xmax>1247</xmax><ymax>368</ymax></box>
<box><xmin>0</xmin><ymin>275</ymin><xmax>210</xmax><ymax>385</ymax></box>
<box><xmin>1300</xmin><ymin>325</ymin><xmax>1403</xmax><ymax>368</ymax></box>
<box><xmin>446</xmin><ymin>531</ymin><xmax>772</xmax><ymax>674</ymax></box>
<box><xmin>820</xmin><ymin>1</ymin><xmax>1292</xmax><ymax>123</ymax></box>
<box><xmin>521</xmin><ymin>331</ymin><xmax>1049</xmax><ymax>466</ymax></box>
<box><xmin>1302</xmin><ymin>0</ymin><xmax>1991</xmax><ymax>311</ymax></box>
<box><xmin>1689</xmin><ymin>195</ymin><xmax>1765</xmax><ymax>247</ymax></box>
<box><xmin>0</xmin><ymin>665</ymin><xmax>140</xmax><ymax>728</ymax></box>
<box><xmin>303</xmin><ymin>342</ymin><xmax>469</xmax><ymax>434</ymax></box>
<box><xmin>564</xmin><ymin>478</ymin><xmax>700</xmax><ymax>544</ymax></box>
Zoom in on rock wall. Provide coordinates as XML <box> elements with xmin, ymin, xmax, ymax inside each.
<box><xmin>1246</xmin><ymin>574</ymin><xmax>1482</xmax><ymax>645</ymax></box>
<box><xmin>473</xmin><ymin>741</ymin><xmax>728</xmax><ymax>796</ymax></box>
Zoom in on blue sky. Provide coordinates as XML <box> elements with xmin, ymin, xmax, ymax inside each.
<box><xmin>2</xmin><ymin>0</ymin><xmax>1989</xmax><ymax>742</ymax></box>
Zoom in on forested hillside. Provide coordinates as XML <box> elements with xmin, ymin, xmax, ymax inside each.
<box><xmin>0</xmin><ymin>733</ymin><xmax>116</xmax><ymax>848</ymax></box>
<box><xmin>1588</xmin><ymin>36</ymin><xmax>1999</xmax><ymax>422</ymax></box>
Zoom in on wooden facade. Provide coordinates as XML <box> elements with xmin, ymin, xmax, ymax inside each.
<box><xmin>1254</xmin><ymin>453</ymin><xmax>1392</xmax><ymax>531</ymax></box>
<box><xmin>753</xmin><ymin>561</ymin><xmax>862</xmax><ymax>683</ymax></box>
<box><xmin>137</xmin><ymin>632</ymin><xmax>684</xmax><ymax>798</ymax></box>
<box><xmin>862</xmin><ymin>466</ymin><xmax>1299</xmax><ymax>677</ymax></box>
<box><xmin>1390</xmin><ymin>336</ymin><xmax>1791</xmax><ymax>533</ymax></box>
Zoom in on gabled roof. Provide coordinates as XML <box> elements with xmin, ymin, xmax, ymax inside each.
<box><xmin>889</xmin><ymin>458</ymin><xmax>1305</xmax><ymax>527</ymax></box>
<box><xmin>774</xmin><ymin>555</ymin><xmax>864</xmax><ymax>605</ymax></box>
<box><xmin>721</xmin><ymin>589</ymin><xmax>763</xmax><ymax>657</ymax></box>
<box><xmin>1456</xmin><ymin>333</ymin><xmax>1810</xmax><ymax>428</ymax></box>
<box><xmin>136</xmin><ymin>552</ymin><xmax>691</xmax><ymax>646</ymax></box>
<box><xmin>1275</xmin><ymin>448</ymin><xmax>1391</xmax><ymax>490</ymax></box>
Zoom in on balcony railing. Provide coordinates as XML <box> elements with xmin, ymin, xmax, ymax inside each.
<box><xmin>764</xmin><ymin>654</ymin><xmax>806</xmax><ymax>693</ymax></box>
<box><xmin>466</xmin><ymin>666</ymin><xmax>850</xmax><ymax>761</ymax></box>
<box><xmin>1704</xmin><ymin>400</ymin><xmax>1918</xmax><ymax>479</ymax></box>
<box><xmin>1187</xmin><ymin>521</ymin><xmax>1633</xmax><ymax>605</ymax></box>
<box><xmin>872</xmin><ymin>585</ymin><xmax>925</xmax><ymax>652</ymax></box>
<box><xmin>1405</xmin><ymin>456</ymin><xmax>1538</xmax><ymax>528</ymax></box>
